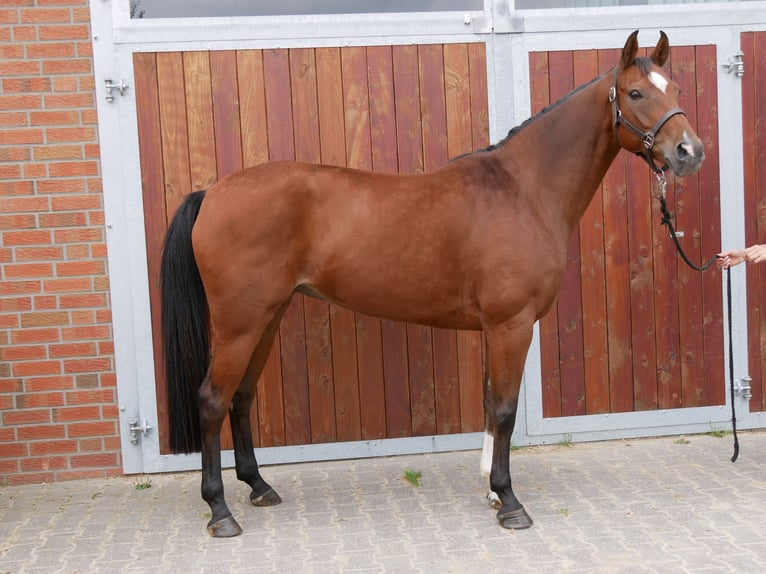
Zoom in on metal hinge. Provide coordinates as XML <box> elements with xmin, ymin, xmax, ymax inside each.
<box><xmin>734</xmin><ymin>375</ymin><xmax>752</xmax><ymax>401</ymax></box>
<box><xmin>129</xmin><ymin>417</ymin><xmax>153</xmax><ymax>445</ymax></box>
<box><xmin>104</xmin><ymin>78</ymin><xmax>129</xmax><ymax>103</ymax></box>
<box><xmin>722</xmin><ymin>51</ymin><xmax>744</xmax><ymax>78</ymax></box>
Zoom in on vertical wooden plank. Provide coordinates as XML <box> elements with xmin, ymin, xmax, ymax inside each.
<box><xmin>317</xmin><ymin>47</ymin><xmax>361</xmax><ymax>442</ymax></box>
<box><xmin>156</xmin><ymin>52</ymin><xmax>191</xmax><ymax>220</ymax></box>
<box><xmin>257</xmin><ymin>48</ymin><xmax>296</xmax><ymax>447</ymax></box>
<box><xmin>671</xmin><ymin>46</ymin><xmax>706</xmax><ymax>408</ymax></box>
<box><xmin>695</xmin><ymin>44</ymin><xmax>724</xmax><ymax>407</ymax></box>
<box><xmin>183</xmin><ymin>52</ymin><xmax>218</xmax><ymax>192</ymax></box>
<box><xmin>549</xmin><ymin>49</ymin><xmax>586</xmax><ymax>417</ymax></box>
<box><xmin>752</xmin><ymin>32</ymin><xmax>766</xmax><ymax>411</ymax></box>
<box><xmin>237</xmin><ymin>50</ymin><xmax>269</xmax><ymax>169</ymax></box>
<box><xmin>574</xmin><ymin>49</ymin><xmax>610</xmax><ymax>415</ymax></box>
<box><xmin>344</xmin><ymin>46</ymin><xmax>387</xmax><ymax>440</ymax></box>
<box><xmin>134</xmin><ymin>53</ymin><xmax>170</xmax><ymax>453</ymax></box>
<box><xmin>468</xmin><ymin>43</ymin><xmax>490</xmax><ymax>151</ymax></box>
<box><xmin>599</xmin><ymin>48</ymin><xmax>633</xmax><ymax>413</ymax></box>
<box><xmin>530</xmin><ymin>50</ymin><xmax>562</xmax><ymax>419</ymax></box>
<box><xmin>445</xmin><ymin>43</ymin><xmax>483</xmax><ymax>432</ymax></box>
<box><xmin>209</xmin><ymin>51</ymin><xmax>243</xmax><ymax>179</ymax></box>
<box><xmin>271</xmin><ymin>48</ymin><xmax>315</xmax><ymax>446</ymax></box>
<box><xmin>420</xmin><ymin>43</ymin><xmax>461</xmax><ymax>435</ymax></box>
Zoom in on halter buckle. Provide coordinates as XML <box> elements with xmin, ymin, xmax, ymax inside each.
<box><xmin>608</xmin><ymin>86</ymin><xmax>616</xmax><ymax>103</ymax></box>
<box><xmin>642</xmin><ymin>133</ymin><xmax>655</xmax><ymax>149</ymax></box>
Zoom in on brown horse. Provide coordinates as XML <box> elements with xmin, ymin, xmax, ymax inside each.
<box><xmin>160</xmin><ymin>30</ymin><xmax>704</xmax><ymax>537</ymax></box>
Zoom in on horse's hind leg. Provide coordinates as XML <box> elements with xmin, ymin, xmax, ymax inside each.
<box><xmin>229</xmin><ymin>308</ymin><xmax>288</xmax><ymax>508</ymax></box>
<box><xmin>485</xmin><ymin>321</ymin><xmax>534</xmax><ymax>530</ymax></box>
<box><xmin>200</xmin><ymin>304</ymin><xmax>288</xmax><ymax>538</ymax></box>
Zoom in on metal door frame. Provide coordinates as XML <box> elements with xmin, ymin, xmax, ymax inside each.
<box><xmin>90</xmin><ymin>0</ymin><xmax>766</xmax><ymax>473</ymax></box>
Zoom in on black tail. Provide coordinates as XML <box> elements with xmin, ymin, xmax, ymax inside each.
<box><xmin>161</xmin><ymin>190</ymin><xmax>208</xmax><ymax>454</ymax></box>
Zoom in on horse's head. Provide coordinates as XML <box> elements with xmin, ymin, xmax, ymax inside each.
<box><xmin>611</xmin><ymin>30</ymin><xmax>704</xmax><ymax>177</ymax></box>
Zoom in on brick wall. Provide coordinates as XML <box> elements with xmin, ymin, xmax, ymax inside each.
<box><xmin>0</xmin><ymin>0</ymin><xmax>121</xmax><ymax>485</ymax></box>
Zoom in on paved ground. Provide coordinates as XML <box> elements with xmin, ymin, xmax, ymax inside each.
<box><xmin>1</xmin><ymin>431</ymin><xmax>765</xmax><ymax>573</ymax></box>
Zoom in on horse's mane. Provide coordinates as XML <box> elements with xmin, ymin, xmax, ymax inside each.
<box><xmin>449</xmin><ymin>57</ymin><xmax>654</xmax><ymax>162</ymax></box>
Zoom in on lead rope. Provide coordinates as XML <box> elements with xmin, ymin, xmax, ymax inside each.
<box><xmin>654</xmin><ymin>173</ymin><xmax>739</xmax><ymax>462</ymax></box>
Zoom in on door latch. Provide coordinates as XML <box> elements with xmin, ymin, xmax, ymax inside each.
<box><xmin>105</xmin><ymin>78</ymin><xmax>129</xmax><ymax>102</ymax></box>
<box><xmin>722</xmin><ymin>51</ymin><xmax>744</xmax><ymax>78</ymax></box>
<box><xmin>129</xmin><ymin>418</ymin><xmax>153</xmax><ymax>445</ymax></box>
<box><xmin>734</xmin><ymin>375</ymin><xmax>752</xmax><ymax>400</ymax></box>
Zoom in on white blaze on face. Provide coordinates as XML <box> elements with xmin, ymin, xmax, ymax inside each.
<box><xmin>648</xmin><ymin>71</ymin><xmax>668</xmax><ymax>94</ymax></box>
<box><xmin>480</xmin><ymin>430</ymin><xmax>493</xmax><ymax>477</ymax></box>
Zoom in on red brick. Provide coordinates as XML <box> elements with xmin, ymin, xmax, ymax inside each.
<box><xmin>63</xmin><ymin>357</ymin><xmax>112</xmax><ymax>374</ymax></box>
<box><xmin>52</xmin><ymin>405</ymin><xmax>99</xmax><ymax>422</ymax></box>
<box><xmin>11</xmin><ymin>327</ymin><xmax>59</xmax><ymax>344</ymax></box>
<box><xmin>0</xmin><ymin>60</ymin><xmax>40</xmax><ymax>76</ymax></box>
<box><xmin>43</xmin><ymin>59</ymin><xmax>91</xmax><ymax>75</ymax></box>
<box><xmin>57</xmin><ymin>468</ymin><xmax>121</xmax><ymax>482</ymax></box>
<box><xmin>20</xmin><ymin>311</ymin><xmax>68</xmax><ymax>327</ymax></box>
<box><xmin>2</xmin><ymin>230</ymin><xmax>51</xmax><ymax>246</ymax></box>
<box><xmin>49</xmin><ymin>342</ymin><xmax>96</xmax><ymax>358</ymax></box>
<box><xmin>0</xmin><ymin>314</ymin><xmax>21</xmax><ymax>328</ymax></box>
<box><xmin>0</xmin><ymin>42</ymin><xmax>25</xmax><ymax>58</ymax></box>
<box><xmin>2</xmin><ymin>77</ymin><xmax>51</xmax><ymax>93</ymax></box>
<box><xmin>45</xmin><ymin>126</ymin><xmax>96</xmax><ymax>142</ymax></box>
<box><xmin>4</xmin><ymin>262</ymin><xmax>54</xmax><ymax>279</ymax></box>
<box><xmin>39</xmin><ymin>211</ymin><xmax>88</xmax><ymax>227</ymax></box>
<box><xmin>48</xmin><ymin>161</ymin><xmax>98</xmax><ymax>178</ymax></box>
<box><xmin>88</xmin><ymin>210</ymin><xmax>104</xmax><ymax>225</ymax></box>
<box><xmin>34</xmin><ymin>145</ymin><xmax>83</xmax><ymax>160</ymax></box>
<box><xmin>0</xmin><ymin>296</ymin><xmax>33</xmax><ymax>312</ymax></box>
<box><xmin>53</xmin><ymin>75</ymin><xmax>78</xmax><ymax>92</ymax></box>
<box><xmin>84</xmin><ymin>143</ymin><xmax>100</xmax><ymax>158</ymax></box>
<box><xmin>15</xmin><ymin>246</ymin><xmax>64</xmax><ymax>261</ymax></box>
<box><xmin>70</xmin><ymin>453</ymin><xmax>118</xmax><ymax>468</ymax></box>
<box><xmin>43</xmin><ymin>277</ymin><xmax>91</xmax><ymax>292</ymax></box>
<box><xmin>5</xmin><ymin>472</ymin><xmax>55</xmax><ymax>486</ymax></box>
<box><xmin>16</xmin><ymin>423</ymin><xmax>65</xmax><ymax>440</ymax></box>
<box><xmin>72</xmin><ymin>7</ymin><xmax>90</xmax><ymax>23</ymax></box>
<box><xmin>0</xmin><ymin>196</ymin><xmax>48</xmax><ymax>213</ymax></box>
<box><xmin>94</xmin><ymin>309</ymin><xmax>111</xmax><ymax>323</ymax></box>
<box><xmin>21</xmin><ymin>456</ymin><xmax>68</xmax><ymax>472</ymax></box>
<box><xmin>12</xmin><ymin>26</ymin><xmax>37</xmax><ymax>42</ymax></box>
<box><xmin>59</xmin><ymin>293</ymin><xmax>106</xmax><ymax>309</ymax></box>
<box><xmin>0</xmin><ymin>9</ymin><xmax>20</xmax><ymax>24</ymax></box>
<box><xmin>0</xmin><ymin>146</ymin><xmax>30</xmax><ymax>161</ymax></box>
<box><xmin>20</xmin><ymin>8</ymin><xmax>72</xmax><ymax>23</ymax></box>
<box><xmin>66</xmin><ymin>389</ymin><xmax>114</xmax><ymax>405</ymax></box>
<box><xmin>0</xmin><ymin>111</ymin><xmax>29</xmax><ymax>126</ymax></box>
<box><xmin>0</xmin><ymin>164</ymin><xmax>22</xmax><ymax>178</ymax></box>
<box><xmin>55</xmin><ymin>259</ymin><xmax>105</xmax><ymax>276</ymax></box>
<box><xmin>0</xmin><ymin>178</ymin><xmax>34</xmax><ymax>195</ymax></box>
<box><xmin>1</xmin><ymin>344</ymin><xmax>44</xmax><ymax>361</ymax></box>
<box><xmin>24</xmin><ymin>375</ymin><xmax>73</xmax><ymax>392</ymax></box>
<box><xmin>67</xmin><ymin>421</ymin><xmax>115</xmax><ymax>438</ymax></box>
<box><xmin>51</xmin><ymin>194</ymin><xmax>100</xmax><ymax>211</ymax></box>
<box><xmin>16</xmin><ymin>392</ymin><xmax>65</xmax><ymax>408</ymax></box>
<box><xmin>38</xmin><ymin>24</ymin><xmax>89</xmax><ymax>41</ymax></box>
<box><xmin>65</xmin><ymin>244</ymin><xmax>90</xmax><ymax>258</ymax></box>
<box><xmin>43</xmin><ymin>93</ymin><xmax>94</xmax><ymax>109</ymax></box>
<box><xmin>0</xmin><ymin>128</ymin><xmax>44</xmax><ymax>144</ymax></box>
<box><xmin>23</xmin><ymin>163</ymin><xmax>47</xmax><ymax>178</ymax></box>
<box><xmin>70</xmin><ymin>310</ymin><xmax>94</xmax><ymax>324</ymax></box>
<box><xmin>0</xmin><ymin>213</ymin><xmax>37</xmax><ymax>229</ymax></box>
<box><xmin>33</xmin><ymin>295</ymin><xmax>58</xmax><ymax>310</ymax></box>
<box><xmin>0</xmin><ymin>377</ymin><xmax>23</xmax><ymax>393</ymax></box>
<box><xmin>3</xmin><ymin>409</ymin><xmax>51</xmax><ymax>425</ymax></box>
<box><xmin>29</xmin><ymin>109</ymin><xmax>78</xmax><ymax>125</ymax></box>
<box><xmin>37</xmin><ymin>179</ymin><xmax>85</xmax><ymax>193</ymax></box>
<box><xmin>0</xmin><ymin>442</ymin><xmax>28</xmax><ymax>458</ymax></box>
<box><xmin>29</xmin><ymin>439</ymin><xmax>77</xmax><ymax>455</ymax></box>
<box><xmin>12</xmin><ymin>359</ymin><xmax>62</xmax><ymax>377</ymax></box>
<box><xmin>25</xmin><ymin>42</ymin><xmax>76</xmax><ymax>59</ymax></box>
<box><xmin>61</xmin><ymin>325</ymin><xmax>110</xmax><ymax>341</ymax></box>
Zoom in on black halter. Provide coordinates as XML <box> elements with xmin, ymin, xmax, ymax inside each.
<box><xmin>609</xmin><ymin>67</ymin><xmax>686</xmax><ymax>175</ymax></box>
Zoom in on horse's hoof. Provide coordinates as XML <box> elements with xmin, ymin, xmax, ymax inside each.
<box><xmin>250</xmin><ymin>487</ymin><xmax>282</xmax><ymax>507</ymax></box>
<box><xmin>497</xmin><ymin>506</ymin><xmax>533</xmax><ymax>530</ymax></box>
<box><xmin>207</xmin><ymin>515</ymin><xmax>243</xmax><ymax>538</ymax></box>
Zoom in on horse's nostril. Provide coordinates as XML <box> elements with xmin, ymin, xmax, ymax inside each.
<box><xmin>677</xmin><ymin>142</ymin><xmax>690</xmax><ymax>159</ymax></box>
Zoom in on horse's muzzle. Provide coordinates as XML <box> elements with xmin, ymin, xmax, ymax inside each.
<box><xmin>664</xmin><ymin>136</ymin><xmax>705</xmax><ymax>178</ymax></box>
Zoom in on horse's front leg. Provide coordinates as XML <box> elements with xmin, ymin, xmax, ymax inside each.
<box><xmin>485</xmin><ymin>321</ymin><xmax>534</xmax><ymax>530</ymax></box>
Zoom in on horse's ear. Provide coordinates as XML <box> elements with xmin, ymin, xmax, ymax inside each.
<box><xmin>620</xmin><ymin>30</ymin><xmax>640</xmax><ymax>70</ymax></box>
<box><xmin>651</xmin><ymin>31</ymin><xmax>670</xmax><ymax>67</ymax></box>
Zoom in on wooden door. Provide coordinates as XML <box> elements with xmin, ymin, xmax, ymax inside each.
<box><xmin>133</xmin><ymin>44</ymin><xmax>490</xmax><ymax>454</ymax></box>
<box><xmin>534</xmin><ymin>43</ymin><xmax>725</xmax><ymax>418</ymax></box>
<box><xmin>742</xmin><ymin>31</ymin><xmax>766</xmax><ymax>413</ymax></box>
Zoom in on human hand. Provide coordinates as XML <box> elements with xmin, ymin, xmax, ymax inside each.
<box><xmin>717</xmin><ymin>249</ymin><xmax>746</xmax><ymax>269</ymax></box>
<box><xmin>744</xmin><ymin>244</ymin><xmax>766</xmax><ymax>264</ymax></box>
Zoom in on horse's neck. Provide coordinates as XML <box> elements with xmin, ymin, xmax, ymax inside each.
<box><xmin>500</xmin><ymin>76</ymin><xmax>620</xmax><ymax>236</ymax></box>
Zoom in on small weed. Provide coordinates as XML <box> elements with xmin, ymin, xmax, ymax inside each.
<box><xmin>557</xmin><ymin>507</ymin><xmax>569</xmax><ymax>517</ymax></box>
<box><xmin>201</xmin><ymin>511</ymin><xmax>212</xmax><ymax>520</ymax></box>
<box><xmin>704</xmin><ymin>424</ymin><xmax>727</xmax><ymax>438</ymax></box>
<box><xmin>133</xmin><ymin>476</ymin><xmax>152</xmax><ymax>491</ymax></box>
<box><xmin>674</xmin><ymin>437</ymin><xmax>690</xmax><ymax>445</ymax></box>
<box><xmin>557</xmin><ymin>434</ymin><xmax>573</xmax><ymax>447</ymax></box>
<box><xmin>403</xmin><ymin>469</ymin><xmax>422</xmax><ymax>487</ymax></box>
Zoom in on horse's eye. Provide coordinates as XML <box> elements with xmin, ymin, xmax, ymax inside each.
<box><xmin>628</xmin><ymin>90</ymin><xmax>642</xmax><ymax>100</ymax></box>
